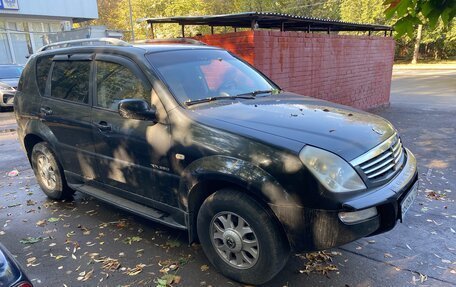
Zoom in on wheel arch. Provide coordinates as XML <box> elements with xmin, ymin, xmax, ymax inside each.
<box><xmin>179</xmin><ymin>156</ymin><xmax>293</xmax><ymax>244</ymax></box>
<box><xmin>23</xmin><ymin>133</ymin><xmax>44</xmax><ymax>163</ymax></box>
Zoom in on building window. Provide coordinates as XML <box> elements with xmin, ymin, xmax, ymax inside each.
<box><xmin>0</xmin><ymin>20</ymin><xmax>62</xmax><ymax>64</ymax></box>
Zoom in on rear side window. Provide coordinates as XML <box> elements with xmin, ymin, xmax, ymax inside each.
<box><xmin>36</xmin><ymin>56</ymin><xmax>53</xmax><ymax>96</ymax></box>
<box><xmin>50</xmin><ymin>61</ymin><xmax>90</xmax><ymax>104</ymax></box>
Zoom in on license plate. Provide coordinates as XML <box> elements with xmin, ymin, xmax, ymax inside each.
<box><xmin>401</xmin><ymin>182</ymin><xmax>418</xmax><ymax>221</ymax></box>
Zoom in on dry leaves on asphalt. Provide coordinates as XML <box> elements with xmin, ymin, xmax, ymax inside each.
<box><xmin>77</xmin><ymin>269</ymin><xmax>94</xmax><ymax>282</ymax></box>
<box><xmin>159</xmin><ymin>259</ymin><xmax>179</xmax><ymax>274</ymax></box>
<box><xmin>298</xmin><ymin>251</ymin><xmax>341</xmax><ymax>276</ymax></box>
<box><xmin>124</xmin><ymin>263</ymin><xmax>147</xmax><ymax>276</ymax></box>
<box><xmin>123</xmin><ymin>236</ymin><xmax>142</xmax><ymax>245</ymax></box>
<box><xmin>156</xmin><ymin>274</ymin><xmax>182</xmax><ymax>287</ymax></box>
<box><xmin>95</xmin><ymin>257</ymin><xmax>121</xmax><ymax>271</ymax></box>
<box><xmin>20</xmin><ymin>236</ymin><xmax>42</xmax><ymax>244</ymax></box>
<box><xmin>424</xmin><ymin>189</ymin><xmax>446</xmax><ymax>201</ymax></box>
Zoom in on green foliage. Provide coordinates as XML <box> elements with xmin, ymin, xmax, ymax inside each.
<box><xmin>340</xmin><ymin>0</ymin><xmax>388</xmax><ymax>24</ymax></box>
<box><xmin>88</xmin><ymin>0</ymin><xmax>455</xmax><ymax>59</ymax></box>
<box><xmin>384</xmin><ymin>0</ymin><xmax>456</xmax><ymax>37</ymax></box>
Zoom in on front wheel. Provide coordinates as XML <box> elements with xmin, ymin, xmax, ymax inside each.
<box><xmin>197</xmin><ymin>189</ymin><xmax>290</xmax><ymax>285</ymax></box>
<box><xmin>31</xmin><ymin>142</ymin><xmax>73</xmax><ymax>200</ymax></box>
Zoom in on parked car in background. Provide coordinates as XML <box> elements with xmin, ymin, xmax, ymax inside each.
<box><xmin>0</xmin><ymin>243</ymin><xmax>33</xmax><ymax>287</ymax></box>
<box><xmin>14</xmin><ymin>38</ymin><xmax>418</xmax><ymax>285</ymax></box>
<box><xmin>0</xmin><ymin>64</ymin><xmax>23</xmax><ymax>111</ymax></box>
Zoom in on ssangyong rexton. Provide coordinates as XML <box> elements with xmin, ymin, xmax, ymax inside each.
<box><xmin>14</xmin><ymin>39</ymin><xmax>418</xmax><ymax>285</ymax></box>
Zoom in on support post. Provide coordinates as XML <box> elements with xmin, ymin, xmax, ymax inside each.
<box><xmin>150</xmin><ymin>23</ymin><xmax>154</xmax><ymax>39</ymax></box>
<box><xmin>181</xmin><ymin>24</ymin><xmax>185</xmax><ymax>37</ymax></box>
<box><xmin>368</xmin><ymin>30</ymin><xmax>371</xmax><ymax>36</ymax></box>
<box><xmin>211</xmin><ymin>26</ymin><xmax>214</xmax><ymax>35</ymax></box>
<box><xmin>251</xmin><ymin>19</ymin><xmax>257</xmax><ymax>30</ymax></box>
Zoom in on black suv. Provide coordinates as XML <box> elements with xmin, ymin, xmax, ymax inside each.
<box><xmin>14</xmin><ymin>38</ymin><xmax>418</xmax><ymax>285</ymax></box>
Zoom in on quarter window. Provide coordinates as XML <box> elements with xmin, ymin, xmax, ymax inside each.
<box><xmin>36</xmin><ymin>56</ymin><xmax>53</xmax><ymax>96</ymax></box>
<box><xmin>50</xmin><ymin>61</ymin><xmax>90</xmax><ymax>104</ymax></box>
<box><xmin>96</xmin><ymin>61</ymin><xmax>149</xmax><ymax>110</ymax></box>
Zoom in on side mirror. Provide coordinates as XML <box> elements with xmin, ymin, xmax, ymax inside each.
<box><xmin>118</xmin><ymin>99</ymin><xmax>157</xmax><ymax>122</ymax></box>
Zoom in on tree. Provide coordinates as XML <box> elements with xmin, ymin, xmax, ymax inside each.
<box><xmin>341</xmin><ymin>0</ymin><xmax>388</xmax><ymax>24</ymax></box>
<box><xmin>384</xmin><ymin>0</ymin><xmax>456</xmax><ymax>38</ymax></box>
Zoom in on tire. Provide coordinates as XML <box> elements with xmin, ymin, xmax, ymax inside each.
<box><xmin>31</xmin><ymin>142</ymin><xmax>74</xmax><ymax>200</ymax></box>
<box><xmin>197</xmin><ymin>189</ymin><xmax>290</xmax><ymax>285</ymax></box>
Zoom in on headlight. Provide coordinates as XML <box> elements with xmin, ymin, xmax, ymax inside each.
<box><xmin>299</xmin><ymin>146</ymin><xmax>366</xmax><ymax>193</ymax></box>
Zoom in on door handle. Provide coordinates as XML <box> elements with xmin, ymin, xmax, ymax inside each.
<box><xmin>40</xmin><ymin>106</ymin><xmax>53</xmax><ymax>115</ymax></box>
<box><xmin>95</xmin><ymin>121</ymin><xmax>112</xmax><ymax>132</ymax></box>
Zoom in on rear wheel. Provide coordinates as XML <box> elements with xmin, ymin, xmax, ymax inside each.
<box><xmin>31</xmin><ymin>142</ymin><xmax>73</xmax><ymax>200</ymax></box>
<box><xmin>197</xmin><ymin>189</ymin><xmax>290</xmax><ymax>285</ymax></box>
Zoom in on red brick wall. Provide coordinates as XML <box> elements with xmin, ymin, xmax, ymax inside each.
<box><xmin>195</xmin><ymin>30</ymin><xmax>395</xmax><ymax>110</ymax></box>
<box><xmin>194</xmin><ymin>31</ymin><xmax>255</xmax><ymax>64</ymax></box>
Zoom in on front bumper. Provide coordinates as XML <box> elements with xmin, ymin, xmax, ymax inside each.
<box><xmin>0</xmin><ymin>90</ymin><xmax>16</xmax><ymax>107</ymax></box>
<box><xmin>270</xmin><ymin>148</ymin><xmax>418</xmax><ymax>252</ymax></box>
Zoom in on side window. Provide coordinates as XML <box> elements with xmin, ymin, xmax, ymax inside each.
<box><xmin>36</xmin><ymin>55</ymin><xmax>53</xmax><ymax>96</ymax></box>
<box><xmin>50</xmin><ymin>61</ymin><xmax>90</xmax><ymax>104</ymax></box>
<box><xmin>96</xmin><ymin>61</ymin><xmax>149</xmax><ymax>110</ymax></box>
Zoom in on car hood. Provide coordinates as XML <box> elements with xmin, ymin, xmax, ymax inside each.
<box><xmin>191</xmin><ymin>93</ymin><xmax>395</xmax><ymax>161</ymax></box>
<box><xmin>0</xmin><ymin>78</ymin><xmax>19</xmax><ymax>89</ymax></box>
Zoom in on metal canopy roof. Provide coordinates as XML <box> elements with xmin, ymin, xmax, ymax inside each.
<box><xmin>141</xmin><ymin>12</ymin><xmax>392</xmax><ymax>33</ymax></box>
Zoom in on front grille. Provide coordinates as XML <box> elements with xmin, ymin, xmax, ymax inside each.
<box><xmin>351</xmin><ymin>133</ymin><xmax>405</xmax><ymax>183</ymax></box>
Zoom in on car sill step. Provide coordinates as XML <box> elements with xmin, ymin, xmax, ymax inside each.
<box><xmin>71</xmin><ymin>184</ymin><xmax>187</xmax><ymax>230</ymax></box>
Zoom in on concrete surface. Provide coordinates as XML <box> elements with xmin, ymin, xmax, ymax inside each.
<box><xmin>0</xmin><ymin>68</ymin><xmax>455</xmax><ymax>287</ymax></box>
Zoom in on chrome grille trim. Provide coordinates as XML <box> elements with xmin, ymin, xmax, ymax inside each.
<box><xmin>350</xmin><ymin>132</ymin><xmax>405</xmax><ymax>182</ymax></box>
<box><xmin>350</xmin><ymin>133</ymin><xmax>398</xmax><ymax>167</ymax></box>
<box><xmin>367</xmin><ymin>162</ymin><xmax>395</xmax><ymax>179</ymax></box>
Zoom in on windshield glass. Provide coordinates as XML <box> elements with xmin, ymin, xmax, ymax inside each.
<box><xmin>147</xmin><ymin>49</ymin><xmax>277</xmax><ymax>104</ymax></box>
<box><xmin>0</xmin><ymin>66</ymin><xmax>23</xmax><ymax>79</ymax></box>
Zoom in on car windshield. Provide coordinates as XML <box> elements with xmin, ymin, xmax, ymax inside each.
<box><xmin>0</xmin><ymin>66</ymin><xmax>23</xmax><ymax>79</ymax></box>
<box><xmin>147</xmin><ymin>49</ymin><xmax>277</xmax><ymax>105</ymax></box>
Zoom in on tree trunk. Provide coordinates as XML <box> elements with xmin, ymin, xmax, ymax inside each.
<box><xmin>411</xmin><ymin>24</ymin><xmax>423</xmax><ymax>64</ymax></box>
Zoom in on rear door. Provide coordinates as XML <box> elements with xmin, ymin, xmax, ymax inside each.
<box><xmin>90</xmin><ymin>54</ymin><xmax>176</xmax><ymax>206</ymax></box>
<box><xmin>40</xmin><ymin>54</ymin><xmax>97</xmax><ymax>180</ymax></box>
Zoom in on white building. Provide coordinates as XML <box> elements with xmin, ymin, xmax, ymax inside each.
<box><xmin>0</xmin><ymin>0</ymin><xmax>98</xmax><ymax>64</ymax></box>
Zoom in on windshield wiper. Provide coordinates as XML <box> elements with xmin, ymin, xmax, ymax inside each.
<box><xmin>236</xmin><ymin>89</ymin><xmax>279</xmax><ymax>97</ymax></box>
<box><xmin>185</xmin><ymin>95</ymin><xmax>255</xmax><ymax>106</ymax></box>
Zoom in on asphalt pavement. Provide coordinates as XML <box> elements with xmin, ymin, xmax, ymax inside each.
<box><xmin>0</xmin><ymin>67</ymin><xmax>455</xmax><ymax>287</ymax></box>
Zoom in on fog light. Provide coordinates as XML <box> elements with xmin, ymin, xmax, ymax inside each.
<box><xmin>338</xmin><ymin>207</ymin><xmax>378</xmax><ymax>224</ymax></box>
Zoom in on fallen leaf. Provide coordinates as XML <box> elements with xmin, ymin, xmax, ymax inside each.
<box><xmin>77</xmin><ymin>269</ymin><xmax>94</xmax><ymax>281</ymax></box>
<box><xmin>156</xmin><ymin>274</ymin><xmax>181</xmax><ymax>286</ymax></box>
<box><xmin>47</xmin><ymin>217</ymin><xmax>60</xmax><ymax>223</ymax></box>
<box><xmin>384</xmin><ymin>253</ymin><xmax>393</xmax><ymax>258</ymax></box>
<box><xmin>125</xmin><ymin>263</ymin><xmax>146</xmax><ymax>276</ymax></box>
<box><xmin>123</xmin><ymin>236</ymin><xmax>142</xmax><ymax>245</ymax></box>
<box><xmin>20</xmin><ymin>237</ymin><xmax>42</xmax><ymax>245</ymax></box>
<box><xmin>200</xmin><ymin>264</ymin><xmax>209</xmax><ymax>272</ymax></box>
<box><xmin>36</xmin><ymin>220</ymin><xmax>47</xmax><ymax>227</ymax></box>
<box><xmin>26</xmin><ymin>200</ymin><xmax>36</xmax><ymax>206</ymax></box>
<box><xmin>165</xmin><ymin>239</ymin><xmax>181</xmax><ymax>248</ymax></box>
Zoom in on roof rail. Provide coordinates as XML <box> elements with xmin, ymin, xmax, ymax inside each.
<box><xmin>38</xmin><ymin>38</ymin><xmax>132</xmax><ymax>52</ymax></box>
<box><xmin>133</xmin><ymin>38</ymin><xmax>207</xmax><ymax>46</ymax></box>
